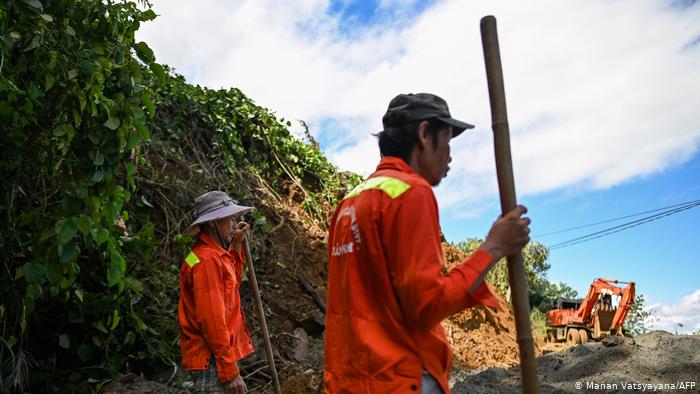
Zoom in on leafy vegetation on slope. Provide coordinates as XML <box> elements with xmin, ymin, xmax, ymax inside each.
<box><xmin>0</xmin><ymin>1</ymin><xmax>358</xmax><ymax>391</ymax></box>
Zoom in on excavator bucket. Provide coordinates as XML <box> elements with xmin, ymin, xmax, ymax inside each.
<box><xmin>593</xmin><ymin>308</ymin><xmax>615</xmax><ymax>339</ymax></box>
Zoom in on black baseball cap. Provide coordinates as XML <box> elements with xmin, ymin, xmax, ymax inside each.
<box><xmin>382</xmin><ymin>93</ymin><xmax>474</xmax><ymax>138</ymax></box>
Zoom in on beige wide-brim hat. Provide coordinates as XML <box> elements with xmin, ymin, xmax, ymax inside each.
<box><xmin>184</xmin><ymin>190</ymin><xmax>253</xmax><ymax>237</ymax></box>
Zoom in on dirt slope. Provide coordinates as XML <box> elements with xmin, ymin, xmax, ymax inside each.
<box><xmin>442</xmin><ymin>243</ymin><xmax>543</xmax><ymax>371</ymax></box>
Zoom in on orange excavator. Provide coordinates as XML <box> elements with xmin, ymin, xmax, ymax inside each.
<box><xmin>545</xmin><ymin>278</ymin><xmax>635</xmax><ymax>344</ymax></box>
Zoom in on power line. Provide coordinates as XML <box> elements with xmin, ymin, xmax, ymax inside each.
<box><xmin>547</xmin><ymin>201</ymin><xmax>700</xmax><ymax>250</ymax></box>
<box><xmin>535</xmin><ymin>198</ymin><xmax>700</xmax><ymax>238</ymax></box>
<box><xmin>549</xmin><ymin>201</ymin><xmax>700</xmax><ymax>249</ymax></box>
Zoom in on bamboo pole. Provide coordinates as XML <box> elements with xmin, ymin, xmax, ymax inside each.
<box><xmin>480</xmin><ymin>15</ymin><xmax>540</xmax><ymax>394</ymax></box>
<box><xmin>243</xmin><ymin>235</ymin><xmax>282</xmax><ymax>394</ymax></box>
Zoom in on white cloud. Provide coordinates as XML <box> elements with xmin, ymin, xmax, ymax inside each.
<box><xmin>137</xmin><ymin>0</ymin><xmax>700</xmax><ymax>213</ymax></box>
<box><xmin>648</xmin><ymin>289</ymin><xmax>700</xmax><ymax>334</ymax></box>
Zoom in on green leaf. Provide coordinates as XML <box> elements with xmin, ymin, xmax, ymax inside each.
<box><xmin>110</xmin><ymin>310</ymin><xmax>120</xmax><ymax>330</ymax></box>
<box><xmin>58</xmin><ymin>220</ymin><xmax>77</xmax><ymax>243</ymax></box>
<box><xmin>24</xmin><ymin>294</ymin><xmax>35</xmax><ymax>315</ymax></box>
<box><xmin>88</xmin><ymin>130</ymin><xmax>102</xmax><ymax>145</ymax></box>
<box><xmin>124</xmin><ymin>331</ymin><xmax>135</xmax><ymax>345</ymax></box>
<box><xmin>58</xmin><ymin>243</ymin><xmax>79</xmax><ymax>263</ymax></box>
<box><xmin>150</xmin><ymin>63</ymin><xmax>165</xmax><ymax>84</ymax></box>
<box><xmin>67</xmin><ymin>69</ymin><xmax>78</xmax><ymax>79</ymax></box>
<box><xmin>40</xmin><ymin>13</ymin><xmax>53</xmax><ymax>22</ymax></box>
<box><xmin>93</xmin><ymin>151</ymin><xmax>104</xmax><ymax>166</ymax></box>
<box><xmin>74</xmin><ymin>288</ymin><xmax>84</xmax><ymax>302</ymax></box>
<box><xmin>134</xmin><ymin>42</ymin><xmax>155</xmax><ymax>64</ymax></box>
<box><xmin>77</xmin><ymin>344</ymin><xmax>93</xmax><ymax>362</ymax></box>
<box><xmin>23</xmin><ymin>262</ymin><xmax>44</xmax><ymax>284</ymax></box>
<box><xmin>53</xmin><ymin>125</ymin><xmax>68</xmax><ymax>137</ymax></box>
<box><xmin>45</xmin><ymin>261</ymin><xmax>62</xmax><ymax>284</ymax></box>
<box><xmin>141</xmin><ymin>9</ymin><xmax>157</xmax><ymax>21</ymax></box>
<box><xmin>126</xmin><ymin>163</ymin><xmax>136</xmax><ymax>177</ymax></box>
<box><xmin>142</xmin><ymin>95</ymin><xmax>155</xmax><ymax>118</ymax></box>
<box><xmin>111</xmin><ymin>250</ymin><xmax>126</xmax><ymax>273</ymax></box>
<box><xmin>91</xmin><ymin>168</ymin><xmax>103</xmax><ymax>183</ymax></box>
<box><xmin>58</xmin><ymin>334</ymin><xmax>70</xmax><ymax>349</ymax></box>
<box><xmin>126</xmin><ymin>130</ymin><xmax>143</xmax><ymax>150</ymax></box>
<box><xmin>136</xmin><ymin>120</ymin><xmax>150</xmax><ymax>140</ymax></box>
<box><xmin>23</xmin><ymin>35</ymin><xmax>41</xmax><ymax>52</ymax></box>
<box><xmin>93</xmin><ymin>320</ymin><xmax>108</xmax><ymax>334</ymax></box>
<box><xmin>74</xmin><ymin>215</ymin><xmax>92</xmax><ymax>236</ymax></box>
<box><xmin>22</xmin><ymin>0</ymin><xmax>43</xmax><ymax>11</ymax></box>
<box><xmin>107</xmin><ymin>260</ymin><xmax>122</xmax><ymax>287</ymax></box>
<box><xmin>103</xmin><ymin>116</ymin><xmax>120</xmax><ymax>130</ymax></box>
<box><xmin>91</xmin><ymin>228</ymin><xmax>110</xmax><ymax>245</ymax></box>
<box><xmin>65</xmin><ymin>25</ymin><xmax>76</xmax><ymax>36</ymax></box>
<box><xmin>45</xmin><ymin>73</ymin><xmax>55</xmax><ymax>91</ymax></box>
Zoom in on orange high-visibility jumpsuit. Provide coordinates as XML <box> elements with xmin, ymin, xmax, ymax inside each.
<box><xmin>179</xmin><ymin>233</ymin><xmax>254</xmax><ymax>382</ymax></box>
<box><xmin>324</xmin><ymin>157</ymin><xmax>500</xmax><ymax>393</ymax></box>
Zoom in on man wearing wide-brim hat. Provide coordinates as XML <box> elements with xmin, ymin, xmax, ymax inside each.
<box><xmin>178</xmin><ymin>190</ymin><xmax>254</xmax><ymax>394</ymax></box>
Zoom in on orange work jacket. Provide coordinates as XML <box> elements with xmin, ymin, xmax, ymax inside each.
<box><xmin>178</xmin><ymin>233</ymin><xmax>254</xmax><ymax>382</ymax></box>
<box><xmin>324</xmin><ymin>157</ymin><xmax>501</xmax><ymax>394</ymax></box>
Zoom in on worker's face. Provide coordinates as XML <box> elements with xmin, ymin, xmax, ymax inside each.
<box><xmin>417</xmin><ymin>122</ymin><xmax>453</xmax><ymax>186</ymax></box>
<box><xmin>214</xmin><ymin>216</ymin><xmax>236</xmax><ymax>244</ymax></box>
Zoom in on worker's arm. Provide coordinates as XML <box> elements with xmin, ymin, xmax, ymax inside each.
<box><xmin>385</xmin><ymin>186</ymin><xmax>529</xmax><ymax>331</ymax></box>
<box><xmin>191</xmin><ymin>253</ymin><xmax>240</xmax><ymax>382</ymax></box>
<box><xmin>457</xmin><ymin>204</ymin><xmax>531</xmax><ymax>294</ymax></box>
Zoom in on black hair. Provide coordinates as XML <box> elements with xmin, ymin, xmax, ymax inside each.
<box><xmin>376</xmin><ymin>118</ymin><xmax>447</xmax><ymax>163</ymax></box>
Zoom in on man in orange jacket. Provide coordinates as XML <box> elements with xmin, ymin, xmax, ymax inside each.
<box><xmin>179</xmin><ymin>191</ymin><xmax>254</xmax><ymax>394</ymax></box>
<box><xmin>324</xmin><ymin>93</ymin><xmax>531</xmax><ymax>393</ymax></box>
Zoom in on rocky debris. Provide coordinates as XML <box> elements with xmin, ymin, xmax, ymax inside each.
<box><xmin>452</xmin><ymin>331</ymin><xmax>700</xmax><ymax>394</ymax></box>
<box><xmin>602</xmin><ymin>335</ymin><xmax>627</xmax><ymax>347</ymax></box>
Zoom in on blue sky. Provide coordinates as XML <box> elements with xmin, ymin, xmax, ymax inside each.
<box><xmin>138</xmin><ymin>0</ymin><xmax>700</xmax><ymax>333</ymax></box>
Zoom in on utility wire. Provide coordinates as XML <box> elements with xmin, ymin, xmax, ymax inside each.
<box><xmin>535</xmin><ymin>198</ymin><xmax>700</xmax><ymax>238</ymax></box>
<box><xmin>549</xmin><ymin>201</ymin><xmax>700</xmax><ymax>249</ymax></box>
<box><xmin>548</xmin><ymin>201</ymin><xmax>700</xmax><ymax>250</ymax></box>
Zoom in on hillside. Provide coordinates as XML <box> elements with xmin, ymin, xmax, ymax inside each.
<box><xmin>0</xmin><ymin>1</ymin><xmax>589</xmax><ymax>393</ymax></box>
<box><xmin>1</xmin><ymin>1</ymin><xmax>357</xmax><ymax>391</ymax></box>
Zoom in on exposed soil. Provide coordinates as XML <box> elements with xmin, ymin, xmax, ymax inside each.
<box><xmin>452</xmin><ymin>331</ymin><xmax>700</xmax><ymax>393</ymax></box>
<box><xmin>442</xmin><ymin>244</ymin><xmax>542</xmax><ymax>371</ymax></box>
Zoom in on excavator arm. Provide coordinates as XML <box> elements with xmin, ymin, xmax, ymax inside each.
<box><xmin>611</xmin><ymin>281</ymin><xmax>635</xmax><ymax>332</ymax></box>
<box><xmin>575</xmin><ymin>278</ymin><xmax>636</xmax><ymax>333</ymax></box>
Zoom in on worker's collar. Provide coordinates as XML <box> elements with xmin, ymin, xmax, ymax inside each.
<box><xmin>198</xmin><ymin>232</ymin><xmax>232</xmax><ymax>257</ymax></box>
<box><xmin>375</xmin><ymin>156</ymin><xmax>417</xmax><ymax>175</ymax></box>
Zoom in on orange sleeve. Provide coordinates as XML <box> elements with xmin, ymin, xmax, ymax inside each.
<box><xmin>385</xmin><ymin>185</ymin><xmax>500</xmax><ymax>332</ymax></box>
<box><xmin>192</xmin><ymin>253</ymin><xmax>239</xmax><ymax>382</ymax></box>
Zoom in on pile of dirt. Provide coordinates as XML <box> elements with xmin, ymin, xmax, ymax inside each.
<box><xmin>442</xmin><ymin>244</ymin><xmax>542</xmax><ymax>371</ymax></box>
<box><xmin>452</xmin><ymin>331</ymin><xmax>700</xmax><ymax>393</ymax></box>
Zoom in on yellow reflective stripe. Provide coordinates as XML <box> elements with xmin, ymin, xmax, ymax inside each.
<box><xmin>185</xmin><ymin>251</ymin><xmax>200</xmax><ymax>268</ymax></box>
<box><xmin>344</xmin><ymin>176</ymin><xmax>411</xmax><ymax>200</ymax></box>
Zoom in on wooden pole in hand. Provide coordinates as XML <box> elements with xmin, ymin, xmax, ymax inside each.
<box><xmin>480</xmin><ymin>15</ymin><xmax>540</xmax><ymax>394</ymax></box>
<box><xmin>243</xmin><ymin>235</ymin><xmax>282</xmax><ymax>394</ymax></box>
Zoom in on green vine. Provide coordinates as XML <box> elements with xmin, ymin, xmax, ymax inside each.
<box><xmin>1</xmin><ymin>0</ymin><xmax>359</xmax><ymax>391</ymax></box>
